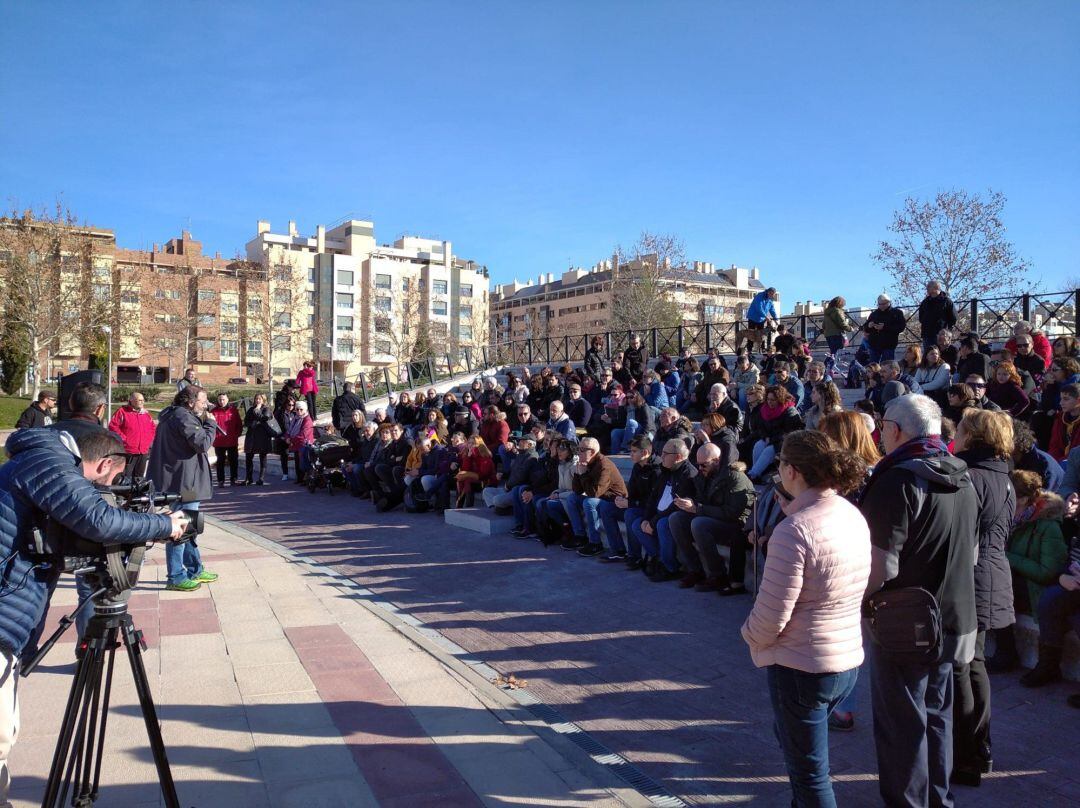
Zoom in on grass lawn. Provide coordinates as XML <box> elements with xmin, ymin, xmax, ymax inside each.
<box><xmin>0</xmin><ymin>397</ymin><xmax>32</xmax><ymax>430</ymax></box>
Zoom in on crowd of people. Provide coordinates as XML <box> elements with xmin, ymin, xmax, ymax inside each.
<box><xmin>11</xmin><ymin>281</ymin><xmax>1080</xmax><ymax>807</ymax></box>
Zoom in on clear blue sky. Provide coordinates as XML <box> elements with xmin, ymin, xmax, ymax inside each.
<box><xmin>2</xmin><ymin>1</ymin><xmax>1077</xmax><ymax>310</ymax></box>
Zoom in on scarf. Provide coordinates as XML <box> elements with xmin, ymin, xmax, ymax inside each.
<box><xmin>760</xmin><ymin>400</ymin><xmax>795</xmax><ymax>421</ymax></box>
<box><xmin>869</xmin><ymin>435</ymin><xmax>949</xmax><ymax>481</ymax></box>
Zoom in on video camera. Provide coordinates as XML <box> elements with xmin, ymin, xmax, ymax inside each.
<box><xmin>29</xmin><ymin>478</ymin><xmax>203</xmax><ymax>595</ymax></box>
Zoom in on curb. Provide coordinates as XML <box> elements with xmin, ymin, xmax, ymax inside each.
<box><xmin>204</xmin><ymin>513</ymin><xmax>686</xmax><ymax>808</ymax></box>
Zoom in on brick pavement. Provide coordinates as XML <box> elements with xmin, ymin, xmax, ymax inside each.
<box><xmin>12</xmin><ymin>521</ymin><xmax>642</xmax><ymax>807</ymax></box>
<box><xmin>204</xmin><ymin>480</ymin><xmax>1080</xmax><ymax>807</ymax></box>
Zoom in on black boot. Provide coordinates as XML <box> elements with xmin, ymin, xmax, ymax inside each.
<box><xmin>1020</xmin><ymin>644</ymin><xmax>1063</xmax><ymax>688</ymax></box>
<box><xmin>986</xmin><ymin>625</ymin><xmax>1020</xmax><ymax>673</ymax></box>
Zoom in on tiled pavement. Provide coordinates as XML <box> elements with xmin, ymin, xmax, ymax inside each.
<box><xmin>13</xmin><ymin>522</ymin><xmax>645</xmax><ymax>807</ymax></box>
<box><xmin>198</xmin><ymin>478</ymin><xmax>1080</xmax><ymax>807</ymax></box>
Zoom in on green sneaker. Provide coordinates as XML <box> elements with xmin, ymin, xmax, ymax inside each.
<box><xmin>165</xmin><ymin>579</ymin><xmax>201</xmax><ymax>592</ymax></box>
<box><xmin>192</xmin><ymin>570</ymin><xmax>219</xmax><ymax>583</ymax></box>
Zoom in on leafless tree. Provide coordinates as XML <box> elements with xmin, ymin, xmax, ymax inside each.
<box><xmin>609</xmin><ymin>231</ymin><xmax>686</xmax><ymax>333</ymax></box>
<box><xmin>368</xmin><ymin>274</ymin><xmax>435</xmax><ymax>375</ymax></box>
<box><xmin>0</xmin><ymin>205</ymin><xmax>114</xmax><ymax>395</ymax></box>
<box><xmin>873</xmin><ymin>189</ymin><xmax>1033</xmax><ymax>303</ymax></box>
<box><xmin>234</xmin><ymin>257</ymin><xmax>304</xmax><ymax>395</ymax></box>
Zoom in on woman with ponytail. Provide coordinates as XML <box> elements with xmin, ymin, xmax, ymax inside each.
<box><xmin>741</xmin><ymin>430</ymin><xmax>871</xmax><ymax>807</ymax></box>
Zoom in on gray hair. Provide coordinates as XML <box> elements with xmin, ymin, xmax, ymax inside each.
<box><xmin>877</xmin><ymin>293</ymin><xmax>891</xmax><ymax>303</ymax></box>
<box><xmin>884</xmin><ymin>393</ymin><xmax>941</xmax><ymax>438</ymax></box>
<box><xmin>664</xmin><ymin>438</ymin><xmax>690</xmax><ymax>459</ymax></box>
<box><xmin>579</xmin><ymin>437</ymin><xmax>600</xmax><ymax>453</ymax></box>
<box><xmin>709</xmin><ymin>383</ymin><xmax>727</xmax><ymax>399</ymax></box>
<box><xmin>295</xmin><ymin>401</ymin><xmax>308</xmax><ymax>413</ymax></box>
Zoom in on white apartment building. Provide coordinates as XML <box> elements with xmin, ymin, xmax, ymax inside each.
<box><xmin>245</xmin><ymin>219</ymin><xmax>488</xmax><ymax>381</ymax></box>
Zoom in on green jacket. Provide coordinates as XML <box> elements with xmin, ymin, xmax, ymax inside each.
<box><xmin>1007</xmin><ymin>494</ymin><xmax>1069</xmax><ymax>618</ymax></box>
<box><xmin>821</xmin><ymin>306</ymin><xmax>848</xmax><ymax>337</ymax></box>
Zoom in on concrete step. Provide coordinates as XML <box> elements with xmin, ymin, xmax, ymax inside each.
<box><xmin>444</xmin><ymin>507</ymin><xmax>516</xmax><ymax>535</ymax></box>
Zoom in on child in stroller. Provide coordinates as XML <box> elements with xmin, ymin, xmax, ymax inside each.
<box><xmin>305</xmin><ymin>425</ymin><xmax>352</xmax><ymax>494</ymax></box>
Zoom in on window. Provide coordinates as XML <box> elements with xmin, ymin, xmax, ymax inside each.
<box><xmin>432</xmin><ymin>280</ymin><xmax>448</xmax><ymax>295</ymax></box>
<box><xmin>460</xmin><ymin>284</ymin><xmax>473</xmax><ymax>297</ymax></box>
<box><xmin>336</xmin><ymin>293</ymin><xmax>353</xmax><ymax>308</ymax></box>
<box><xmin>197</xmin><ymin>290</ymin><xmax>216</xmax><ymax>302</ymax></box>
<box><xmin>307</xmin><ymin>290</ymin><xmax>317</xmax><ymax>306</ymax></box>
<box><xmin>246</xmin><ymin>339</ymin><xmax>262</xmax><ymax>355</ymax></box>
<box><xmin>309</xmin><ymin>338</ymin><xmax>318</xmax><ymax>355</ymax></box>
<box><xmin>375</xmin><ymin>296</ymin><xmax>391</xmax><ymax>312</ymax></box>
<box><xmin>374</xmin><ymin>339</ymin><xmax>391</xmax><ymax>354</ymax></box>
<box><xmin>338</xmin><ymin>338</ymin><xmax>354</xmax><ymax>354</ymax></box>
<box><xmin>336</xmin><ymin>316</ymin><xmax>353</xmax><ymax>332</ymax></box>
<box><xmin>220</xmin><ymin>294</ymin><xmax>239</xmax><ymax>314</ymax></box>
<box><xmin>401</xmin><ymin>277</ymin><xmax>410</xmax><ymax>291</ymax></box>
<box><xmin>308</xmin><ymin>267</ymin><xmax>316</xmax><ymax>283</ymax></box>
<box><xmin>337</xmin><ymin>269</ymin><xmax>354</xmax><ymax>286</ymax></box>
<box><xmin>220</xmin><ymin>319</ymin><xmax>238</xmax><ymax>335</ymax></box>
<box><xmin>156</xmin><ymin>337</ymin><xmax>179</xmax><ymax>348</ymax></box>
<box><xmin>702</xmin><ymin>304</ymin><xmax>726</xmax><ymax>320</ymax></box>
<box><xmin>272</xmin><ymin>366</ymin><xmax>291</xmax><ymax>377</ymax></box>
<box><xmin>374</xmin><ymin>316</ymin><xmax>391</xmax><ymax>333</ymax></box>
<box><xmin>155</xmin><ymin>289</ymin><xmax>183</xmax><ymax>300</ymax></box>
<box><xmin>459</xmin><ymin>325</ymin><xmax>473</xmax><ymax>339</ymax></box>
<box><xmin>273</xmin><ymin>265</ymin><xmax>293</xmax><ymax>282</ymax></box>
<box><xmin>92</xmin><ymin>284</ymin><xmax>111</xmax><ymax>301</ymax></box>
<box><xmin>274</xmin><ymin>288</ymin><xmax>293</xmax><ymax>304</ymax></box>
<box><xmin>274</xmin><ymin>312</ymin><xmax>292</xmax><ymax>328</ymax></box>
<box><xmin>460</xmin><ymin>305</ymin><xmax>473</xmax><ymax>318</ymax></box>
<box><xmin>196</xmin><ymin>338</ymin><xmax>215</xmax><ymax>350</ymax></box>
<box><xmin>271</xmin><ymin>335</ymin><xmax>291</xmax><ymax>351</ymax></box>
<box><xmin>220</xmin><ymin>340</ymin><xmax>239</xmax><ymax>357</ymax></box>
<box><xmin>120</xmin><ymin>289</ymin><xmax>139</xmax><ymax>305</ymax></box>
<box><xmin>375</xmin><ymin>274</ymin><xmax>392</xmax><ymax>290</ymax></box>
<box><xmin>308</xmin><ymin>313</ymin><xmax>315</xmax><ymax>327</ymax></box>
<box><xmin>432</xmin><ymin>301</ymin><xmax>447</xmax><ymax>316</ymax></box>
<box><xmin>198</xmin><ymin>314</ymin><xmax>215</xmax><ymax>326</ymax></box>
<box><xmin>154</xmin><ymin>313</ymin><xmax>180</xmax><ymax>324</ymax></box>
<box><xmin>247</xmin><ymin>296</ymin><xmax>262</xmax><ymax>312</ymax></box>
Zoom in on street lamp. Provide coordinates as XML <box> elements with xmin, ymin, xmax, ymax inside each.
<box><xmin>101</xmin><ymin>325</ymin><xmax>112</xmax><ymax>421</ymax></box>
<box><xmin>325</xmin><ymin>341</ymin><xmax>335</xmax><ymax>396</ymax></box>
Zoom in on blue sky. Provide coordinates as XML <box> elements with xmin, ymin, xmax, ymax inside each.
<box><xmin>2</xmin><ymin>1</ymin><xmax>1077</xmax><ymax>311</ymax></box>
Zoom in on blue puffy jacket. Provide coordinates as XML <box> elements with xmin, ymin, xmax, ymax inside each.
<box><xmin>0</xmin><ymin>429</ymin><xmax>173</xmax><ymax>656</ymax></box>
<box><xmin>746</xmin><ymin>290</ymin><xmax>777</xmax><ymax>325</ymax></box>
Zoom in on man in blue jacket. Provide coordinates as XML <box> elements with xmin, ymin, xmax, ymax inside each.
<box><xmin>742</xmin><ymin>287</ymin><xmax>779</xmax><ymax>355</ymax></box>
<box><xmin>0</xmin><ymin>427</ymin><xmax>186</xmax><ymax>804</ymax></box>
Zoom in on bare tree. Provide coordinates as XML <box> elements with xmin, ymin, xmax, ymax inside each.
<box><xmin>609</xmin><ymin>230</ymin><xmax>686</xmax><ymax>333</ymax></box>
<box><xmin>234</xmin><ymin>257</ymin><xmax>303</xmax><ymax>395</ymax></box>
<box><xmin>873</xmin><ymin>189</ymin><xmax>1032</xmax><ymax>302</ymax></box>
<box><xmin>0</xmin><ymin>205</ymin><xmax>114</xmax><ymax>395</ymax></box>
<box><xmin>369</xmin><ymin>274</ymin><xmax>435</xmax><ymax>374</ymax></box>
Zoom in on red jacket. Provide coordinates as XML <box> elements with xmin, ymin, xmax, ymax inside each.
<box><xmin>296</xmin><ymin>367</ymin><xmax>319</xmax><ymax>396</ymax></box>
<box><xmin>461</xmin><ymin>450</ymin><xmax>496</xmax><ymax>485</ymax></box>
<box><xmin>1006</xmin><ymin>334</ymin><xmax>1052</xmax><ymax>370</ymax></box>
<box><xmin>108</xmin><ymin>405</ymin><xmax>157</xmax><ymax>455</ymax></box>
<box><xmin>287</xmin><ymin>414</ymin><xmax>315</xmax><ymax>452</ymax></box>
<box><xmin>211</xmin><ymin>405</ymin><xmax>243</xmax><ymax>448</ymax></box>
<box><xmin>480</xmin><ymin>418</ymin><xmax>510</xmax><ymax>452</ymax></box>
<box><xmin>1048</xmin><ymin>411</ymin><xmax>1080</xmax><ymax>462</ymax></box>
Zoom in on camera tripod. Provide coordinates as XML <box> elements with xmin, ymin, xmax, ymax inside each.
<box><xmin>23</xmin><ymin>585</ymin><xmax>179</xmax><ymax>808</ymax></box>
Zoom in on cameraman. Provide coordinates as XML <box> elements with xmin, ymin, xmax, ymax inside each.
<box><xmin>0</xmin><ymin>427</ymin><xmax>186</xmax><ymax>804</ymax></box>
<box><xmin>147</xmin><ymin>385</ymin><xmax>219</xmax><ymax>592</ymax></box>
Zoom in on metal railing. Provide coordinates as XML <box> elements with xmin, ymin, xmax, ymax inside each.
<box><xmin>483</xmin><ymin>289</ymin><xmax>1079</xmax><ymax>367</ymax></box>
<box><xmin>353</xmin><ymin>346</ymin><xmax>491</xmax><ymax>403</ymax></box>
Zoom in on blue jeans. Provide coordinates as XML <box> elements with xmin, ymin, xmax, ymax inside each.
<box><xmin>632</xmin><ymin>515</ymin><xmax>677</xmax><ymax>572</ymax></box>
<box><xmin>1036</xmin><ymin>584</ymin><xmax>1080</xmax><ymax>646</ymax></box>
<box><xmin>869</xmin><ymin>641</ymin><xmax>954</xmax><ymax>808</ymax></box>
<box><xmin>767</xmin><ymin>664</ymin><xmax>858</xmax><ymax>808</ymax></box>
<box><xmin>543</xmin><ymin>497</ymin><xmax>567</xmax><ymax>527</ymax></box>
<box><xmin>75</xmin><ymin>574</ymin><xmax>96</xmax><ymax>639</ymax></box>
<box><xmin>623</xmin><ymin>507</ymin><xmax>645</xmax><ymax>558</ymax></box>
<box><xmin>749</xmin><ymin>440</ymin><xmax>776</xmax><ymax>480</ymax></box>
<box><xmin>510</xmin><ymin>484</ymin><xmax>533</xmax><ymax>530</ymax></box>
<box><xmin>596</xmin><ymin>498</ymin><xmax>627</xmax><ymax>554</ymax></box>
<box><xmin>165</xmin><ymin>502</ymin><xmax>204</xmax><ymax>585</ymax></box>
<box><xmin>610</xmin><ymin>418</ymin><xmax>639</xmax><ymax>453</ymax></box>
<box><xmin>563</xmin><ymin>491</ymin><xmax>604</xmax><ymax>543</ymax></box>
<box><xmin>867</xmin><ymin>346</ymin><xmax>895</xmax><ymax>363</ymax></box>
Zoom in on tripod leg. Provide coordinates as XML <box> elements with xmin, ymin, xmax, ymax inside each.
<box><xmin>84</xmin><ymin>631</ymin><xmax>119</xmax><ymax>803</ymax></box>
<box><xmin>121</xmin><ymin>617</ymin><xmax>179</xmax><ymax>808</ymax></box>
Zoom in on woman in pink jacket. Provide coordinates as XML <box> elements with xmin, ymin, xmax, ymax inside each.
<box><xmin>296</xmin><ymin>361</ymin><xmax>319</xmax><ymax>417</ymax></box>
<box><xmin>741</xmin><ymin>430</ymin><xmax>871</xmax><ymax>808</ymax></box>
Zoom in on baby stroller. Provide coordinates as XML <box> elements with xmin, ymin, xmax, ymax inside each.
<box><xmin>305</xmin><ymin>440</ymin><xmax>352</xmax><ymax>495</ymax></box>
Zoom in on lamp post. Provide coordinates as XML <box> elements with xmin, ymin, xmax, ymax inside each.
<box><xmin>325</xmin><ymin>341</ymin><xmax>335</xmax><ymax>397</ymax></box>
<box><xmin>101</xmin><ymin>325</ymin><xmax>113</xmax><ymax>421</ymax></box>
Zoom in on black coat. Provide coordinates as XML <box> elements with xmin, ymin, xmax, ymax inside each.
<box><xmin>243</xmin><ymin>404</ymin><xmax>276</xmax><ymax>455</ymax></box>
<box><xmin>332</xmin><ymin>392</ymin><xmax>365</xmax><ymax>430</ymax></box>
<box><xmin>583</xmin><ymin>348</ymin><xmax>607</xmax><ymax>380</ymax></box>
<box><xmin>645</xmin><ymin>460</ymin><xmax>698</xmax><ymax>521</ymax></box>
<box><xmin>955</xmin><ymin>352</ymin><xmax>991</xmax><ymax>383</ymax></box>
<box><xmin>956</xmin><ymin>450</ymin><xmax>1016</xmax><ymax>631</ymax></box>
<box><xmin>864</xmin><ymin>306</ymin><xmax>906</xmax><ymax>351</ymax></box>
<box><xmin>918</xmin><ymin>294</ymin><xmax>957</xmax><ymax>339</ymax></box>
<box><xmin>688</xmin><ymin>466</ymin><xmax>756</xmax><ymax>525</ymax></box>
<box><xmin>715</xmin><ymin>397</ymin><xmax>744</xmax><ymax>434</ymax></box>
<box><xmin>147</xmin><ymin>405</ymin><xmax>217</xmax><ymax>501</ymax></box>
<box><xmin>623</xmin><ymin>346</ymin><xmax>647</xmax><ymax>381</ymax></box>
<box><xmin>15</xmin><ymin>403</ymin><xmax>51</xmax><ymax>430</ymax></box>
<box><xmin>627</xmin><ymin>455</ymin><xmax>663</xmax><ymax>507</ymax></box>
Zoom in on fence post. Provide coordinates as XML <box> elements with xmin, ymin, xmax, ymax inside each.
<box><xmin>427</xmin><ymin>357</ymin><xmax>436</xmax><ymax>384</ymax></box>
<box><xmin>445</xmin><ymin>352</ymin><xmax>454</xmax><ymax>378</ymax></box>
<box><xmin>481</xmin><ymin>345</ymin><xmax>490</xmax><ymax>368</ymax></box>
<box><xmin>677</xmin><ymin>325</ymin><xmax>685</xmax><ymax>353</ymax></box>
<box><xmin>544</xmin><ymin>337</ymin><xmax>552</xmax><ymax>365</ymax></box>
<box><xmin>357</xmin><ymin>372</ymin><xmax>368</xmax><ymax>403</ymax></box>
<box><xmin>798</xmin><ymin>315</ymin><xmax>806</xmax><ymax>340</ymax></box>
<box><xmin>969</xmin><ymin>298</ymin><xmax>979</xmax><ymax>338</ymax></box>
<box><xmin>604</xmin><ymin>332</ymin><xmax>612</xmax><ymax>360</ymax></box>
<box><xmin>405</xmin><ymin>362</ymin><xmax>414</xmax><ymax>389</ymax></box>
<box><xmin>1022</xmin><ymin>293</ymin><xmax>1031</xmax><ymax>325</ymax></box>
<box><xmin>526</xmin><ymin>339</ymin><xmax>534</xmax><ymax>367</ymax></box>
<box><xmin>650</xmin><ymin>329</ymin><xmax>658</xmax><ymax>358</ymax></box>
<box><xmin>382</xmin><ymin>367</ymin><xmax>392</xmax><ymax>399</ymax></box>
<box><xmin>563</xmin><ymin>335</ymin><xmax>570</xmax><ymax>363</ymax></box>
<box><xmin>704</xmin><ymin>323</ymin><xmax>712</xmax><ymax>353</ymax></box>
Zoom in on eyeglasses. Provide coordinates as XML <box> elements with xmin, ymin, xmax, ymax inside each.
<box><xmin>970</xmin><ymin>382</ymin><xmax>986</xmax><ymax>388</ymax></box>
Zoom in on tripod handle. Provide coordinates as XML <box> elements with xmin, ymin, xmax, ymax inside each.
<box><xmin>21</xmin><ymin>586</ymin><xmax>107</xmax><ymax>676</ymax></box>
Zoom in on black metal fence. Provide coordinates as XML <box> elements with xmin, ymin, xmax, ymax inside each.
<box><xmin>483</xmin><ymin>289</ymin><xmax>1080</xmax><ymax>369</ymax></box>
<box><xmin>353</xmin><ymin>346</ymin><xmax>487</xmax><ymax>403</ymax></box>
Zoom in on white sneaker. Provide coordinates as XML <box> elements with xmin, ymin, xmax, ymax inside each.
<box><xmin>281</xmin><ymin>474</ymin><xmax>289</xmax><ymax>481</ymax></box>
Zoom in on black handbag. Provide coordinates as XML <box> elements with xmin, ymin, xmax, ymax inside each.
<box><xmin>866</xmin><ymin>586</ymin><xmax>943</xmax><ymax>665</ymax></box>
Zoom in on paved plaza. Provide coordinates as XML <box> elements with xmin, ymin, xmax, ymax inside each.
<box><xmin>11</xmin><ymin>479</ymin><xmax>1080</xmax><ymax>807</ymax></box>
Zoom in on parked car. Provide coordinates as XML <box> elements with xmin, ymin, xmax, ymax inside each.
<box><xmin>228</xmin><ymin>377</ymin><xmax>250</xmax><ymax>385</ymax></box>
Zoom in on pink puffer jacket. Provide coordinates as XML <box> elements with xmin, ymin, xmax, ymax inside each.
<box><xmin>741</xmin><ymin>488</ymin><xmax>871</xmax><ymax>673</ymax></box>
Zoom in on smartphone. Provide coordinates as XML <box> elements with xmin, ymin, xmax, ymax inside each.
<box><xmin>771</xmin><ymin>473</ymin><xmax>794</xmax><ymax>502</ymax></box>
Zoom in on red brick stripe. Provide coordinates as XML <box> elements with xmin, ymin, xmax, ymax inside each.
<box><xmin>285</xmin><ymin>624</ymin><xmax>481</xmax><ymax>806</ymax></box>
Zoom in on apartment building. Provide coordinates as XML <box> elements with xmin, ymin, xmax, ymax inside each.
<box><xmin>489</xmin><ymin>255</ymin><xmax>768</xmax><ymax>344</ymax></box>
<box><xmin>244</xmin><ymin>219</ymin><xmax>489</xmax><ymax>382</ymax></box>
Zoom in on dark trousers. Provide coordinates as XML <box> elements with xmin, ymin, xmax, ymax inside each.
<box><xmin>245</xmin><ymin>452</ymin><xmax>267</xmax><ymax>482</ymax></box>
<box><xmin>952</xmin><ymin>631</ymin><xmax>991</xmax><ymax>774</ymax></box>
<box><xmin>124</xmin><ymin>453</ymin><xmax>148</xmax><ymax>481</ymax></box>
<box><xmin>1037</xmin><ymin>584</ymin><xmax>1080</xmax><ymax>646</ymax></box>
<box><xmin>767</xmin><ymin>664</ymin><xmax>857</xmax><ymax>808</ymax></box>
<box><xmin>374</xmin><ymin>463</ymin><xmax>405</xmax><ymax>498</ymax></box>
<box><xmin>869</xmin><ymin>641</ymin><xmax>955</xmax><ymax>808</ymax></box>
<box><xmin>305</xmin><ymin>392</ymin><xmax>317</xmax><ymax>417</ymax></box>
<box><xmin>668</xmin><ymin>512</ymin><xmax>745</xmax><ymax>583</ymax></box>
<box><xmin>216</xmin><ymin>446</ymin><xmax>238</xmax><ymax>484</ymax></box>
<box><xmin>279</xmin><ymin>446</ymin><xmax>290</xmax><ymax>475</ymax></box>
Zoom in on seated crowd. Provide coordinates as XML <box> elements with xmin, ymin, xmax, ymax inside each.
<box><xmin>263</xmin><ymin>309</ymin><xmax>1080</xmax><ymax>806</ymax></box>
